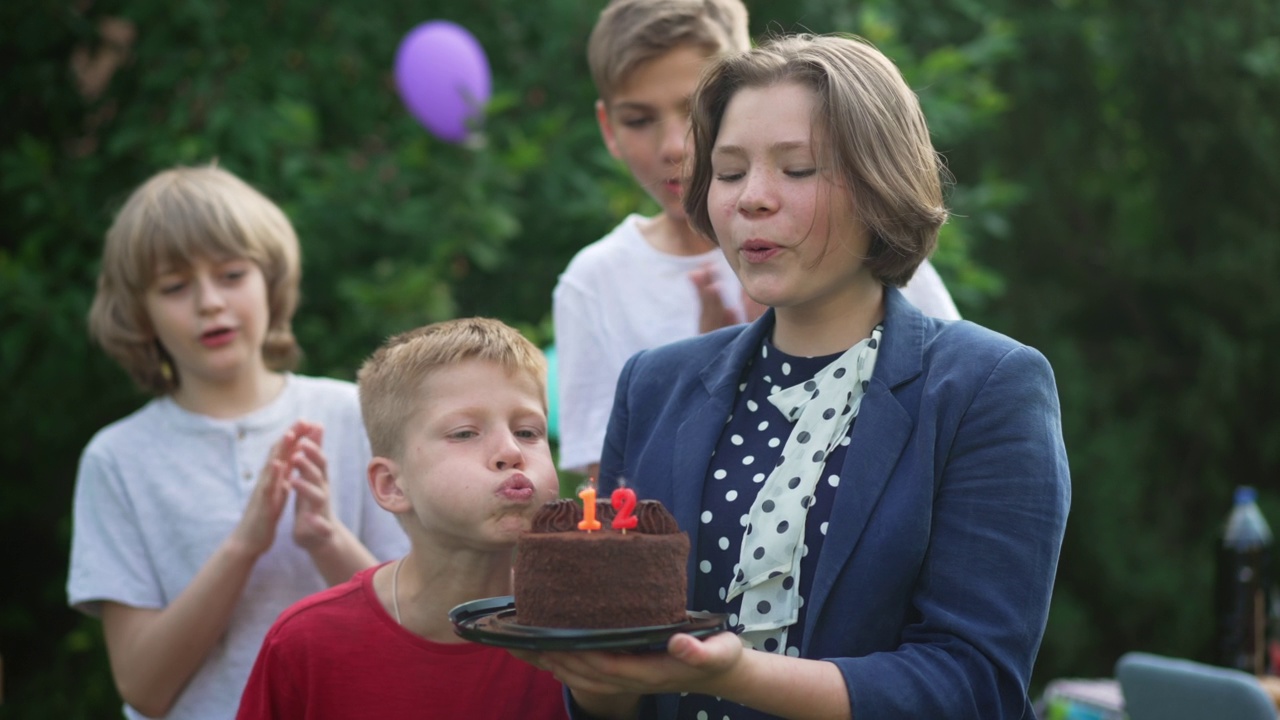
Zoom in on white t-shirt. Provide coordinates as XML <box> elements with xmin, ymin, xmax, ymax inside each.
<box><xmin>553</xmin><ymin>215</ymin><xmax>744</xmax><ymax>473</ymax></box>
<box><xmin>67</xmin><ymin>374</ymin><xmax>409</xmax><ymax>720</ymax></box>
<box><xmin>552</xmin><ymin>214</ymin><xmax>960</xmax><ymax>474</ymax></box>
<box><xmin>901</xmin><ymin>256</ymin><xmax>961</xmax><ymax>322</ymax></box>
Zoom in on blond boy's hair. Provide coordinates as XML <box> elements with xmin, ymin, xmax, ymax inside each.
<box><xmin>587</xmin><ymin>0</ymin><xmax>750</xmax><ymax>103</ymax></box>
<box><xmin>685</xmin><ymin>34</ymin><xmax>949</xmax><ymax>286</ymax></box>
<box><xmin>357</xmin><ymin>317</ymin><xmax>548</xmax><ymax>461</ymax></box>
<box><xmin>88</xmin><ymin>164</ymin><xmax>302</xmax><ymax>395</ymax></box>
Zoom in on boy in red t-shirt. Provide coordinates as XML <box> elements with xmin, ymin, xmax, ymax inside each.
<box><xmin>237</xmin><ymin>318</ymin><xmax>567</xmax><ymax>720</ymax></box>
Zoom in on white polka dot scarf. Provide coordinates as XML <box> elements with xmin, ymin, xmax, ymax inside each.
<box><xmin>726</xmin><ymin>325</ymin><xmax>883</xmax><ymax>652</ymax></box>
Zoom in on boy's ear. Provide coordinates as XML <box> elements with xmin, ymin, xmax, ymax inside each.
<box><xmin>368</xmin><ymin>457</ymin><xmax>410</xmax><ymax>514</ymax></box>
<box><xmin>595</xmin><ymin>99</ymin><xmax>623</xmax><ymax>160</ymax></box>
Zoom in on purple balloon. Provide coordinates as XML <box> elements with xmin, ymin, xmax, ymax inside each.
<box><xmin>394</xmin><ymin>21</ymin><xmax>492</xmax><ymax>144</ymax></box>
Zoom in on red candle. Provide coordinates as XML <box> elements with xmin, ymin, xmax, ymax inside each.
<box><xmin>611</xmin><ymin>488</ymin><xmax>638</xmax><ymax>531</ymax></box>
<box><xmin>578</xmin><ymin>485</ymin><xmax>601</xmax><ymax>531</ymax></box>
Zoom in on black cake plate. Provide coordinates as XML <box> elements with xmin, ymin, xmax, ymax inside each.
<box><xmin>450</xmin><ymin>595</ymin><xmax>731</xmax><ymax>652</ymax></box>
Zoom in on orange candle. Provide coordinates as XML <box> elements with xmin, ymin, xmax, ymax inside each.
<box><xmin>578</xmin><ymin>485</ymin><xmax>601</xmax><ymax>531</ymax></box>
<box><xmin>611</xmin><ymin>488</ymin><xmax>638</xmax><ymax>531</ymax></box>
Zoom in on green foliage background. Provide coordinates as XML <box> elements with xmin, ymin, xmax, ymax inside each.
<box><xmin>2</xmin><ymin>0</ymin><xmax>1277</xmax><ymax>715</ymax></box>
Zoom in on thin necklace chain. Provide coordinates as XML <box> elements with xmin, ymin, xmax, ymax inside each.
<box><xmin>391</xmin><ymin>557</ymin><xmax>404</xmax><ymax>625</ymax></box>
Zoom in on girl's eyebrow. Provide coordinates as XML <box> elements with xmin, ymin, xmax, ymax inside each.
<box><xmin>712</xmin><ymin>140</ymin><xmax>811</xmax><ymax>159</ymax></box>
<box><xmin>711</xmin><ymin>144</ymin><xmax>746</xmax><ymax>160</ymax></box>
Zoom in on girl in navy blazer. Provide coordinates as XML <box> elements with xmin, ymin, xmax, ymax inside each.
<box><xmin>535</xmin><ymin>33</ymin><xmax>1071</xmax><ymax>720</ymax></box>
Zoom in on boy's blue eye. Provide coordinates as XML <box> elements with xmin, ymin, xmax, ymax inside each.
<box><xmin>621</xmin><ymin>117</ymin><xmax>654</xmax><ymax>129</ymax></box>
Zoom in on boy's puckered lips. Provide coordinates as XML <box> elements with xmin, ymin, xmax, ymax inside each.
<box><xmin>496</xmin><ymin>474</ymin><xmax>537</xmax><ymax>501</ymax></box>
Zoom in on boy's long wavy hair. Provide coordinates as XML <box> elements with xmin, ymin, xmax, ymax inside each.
<box><xmin>88</xmin><ymin>164</ymin><xmax>301</xmax><ymax>395</ymax></box>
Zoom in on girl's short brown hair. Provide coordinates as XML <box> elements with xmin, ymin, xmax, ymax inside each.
<box><xmin>88</xmin><ymin>164</ymin><xmax>301</xmax><ymax>395</ymax></box>
<box><xmin>684</xmin><ymin>34</ymin><xmax>950</xmax><ymax>286</ymax></box>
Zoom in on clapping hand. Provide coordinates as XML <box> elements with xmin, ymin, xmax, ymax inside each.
<box><xmin>231</xmin><ymin>428</ymin><xmax>296</xmax><ymax>558</ymax></box>
<box><xmin>691</xmin><ymin>264</ymin><xmax>767</xmax><ymax>334</ymax></box>
<box><xmin>282</xmin><ymin>420</ymin><xmax>338</xmax><ymax>551</ymax></box>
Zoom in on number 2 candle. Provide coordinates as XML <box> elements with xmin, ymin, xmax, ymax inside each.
<box><xmin>611</xmin><ymin>488</ymin><xmax>638</xmax><ymax>531</ymax></box>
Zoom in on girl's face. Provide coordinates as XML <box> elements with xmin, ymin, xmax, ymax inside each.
<box><xmin>707</xmin><ymin>81</ymin><xmax>877</xmax><ymax>317</ymax></box>
<box><xmin>145</xmin><ymin>255</ymin><xmax>272</xmax><ymax>392</ymax></box>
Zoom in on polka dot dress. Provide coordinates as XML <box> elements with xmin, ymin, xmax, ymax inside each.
<box><xmin>679</xmin><ymin>338</ymin><xmax>857</xmax><ymax>720</ymax></box>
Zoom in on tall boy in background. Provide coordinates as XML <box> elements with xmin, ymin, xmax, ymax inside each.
<box><xmin>553</xmin><ymin>0</ymin><xmax>960</xmax><ymax>481</ymax></box>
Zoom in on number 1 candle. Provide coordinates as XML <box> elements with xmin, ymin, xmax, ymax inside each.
<box><xmin>578</xmin><ymin>484</ymin><xmax>601</xmax><ymax>531</ymax></box>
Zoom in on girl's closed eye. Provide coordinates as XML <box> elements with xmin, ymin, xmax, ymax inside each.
<box><xmin>785</xmin><ymin>168</ymin><xmax>817</xmax><ymax>178</ymax></box>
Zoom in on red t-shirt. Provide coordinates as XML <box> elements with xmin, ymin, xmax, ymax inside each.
<box><xmin>237</xmin><ymin>564</ymin><xmax>568</xmax><ymax>720</ymax></box>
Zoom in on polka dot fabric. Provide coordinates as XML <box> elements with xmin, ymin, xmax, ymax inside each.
<box><xmin>680</xmin><ymin>328</ymin><xmax>882</xmax><ymax>720</ymax></box>
<box><xmin>728</xmin><ymin>326</ymin><xmax>881</xmax><ymax>653</ymax></box>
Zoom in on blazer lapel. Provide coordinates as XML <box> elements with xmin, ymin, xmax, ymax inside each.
<box><xmin>804</xmin><ymin>287</ymin><xmax>925</xmax><ymax>645</ymax></box>
<box><xmin>671</xmin><ymin>314</ymin><xmax>775</xmax><ymax>598</ymax></box>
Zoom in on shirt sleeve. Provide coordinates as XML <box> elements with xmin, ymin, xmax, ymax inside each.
<box><xmin>235</xmin><ymin>622</ymin><xmax>297</xmax><ymax>720</ymax></box>
<box><xmin>900</xmin><ymin>259</ymin><xmax>961</xmax><ymax>320</ymax></box>
<box><xmin>553</xmin><ymin>276</ymin><xmax>619</xmax><ymax>474</ymax></box>
<box><xmin>838</xmin><ymin>344</ymin><xmax>1070</xmax><ymax>718</ymax></box>
<box><xmin>66</xmin><ymin>440</ymin><xmax>164</xmax><ymax>616</ymax></box>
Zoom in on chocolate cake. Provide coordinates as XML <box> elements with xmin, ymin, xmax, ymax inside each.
<box><xmin>513</xmin><ymin>498</ymin><xmax>690</xmax><ymax>629</ymax></box>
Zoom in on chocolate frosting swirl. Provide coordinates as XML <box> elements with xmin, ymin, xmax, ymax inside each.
<box><xmin>634</xmin><ymin>500</ymin><xmax>680</xmax><ymax>534</ymax></box>
<box><xmin>530</xmin><ymin>499</ymin><xmax>580</xmax><ymax>532</ymax></box>
<box><xmin>527</xmin><ymin>497</ymin><xmax>681</xmax><ymax>534</ymax></box>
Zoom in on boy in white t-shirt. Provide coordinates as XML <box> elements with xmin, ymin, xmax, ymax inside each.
<box><xmin>67</xmin><ymin>164</ymin><xmax>407</xmax><ymax>719</ymax></box>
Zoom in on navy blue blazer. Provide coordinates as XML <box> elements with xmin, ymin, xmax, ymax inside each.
<box><xmin>598</xmin><ymin>286</ymin><xmax>1071</xmax><ymax>719</ymax></box>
